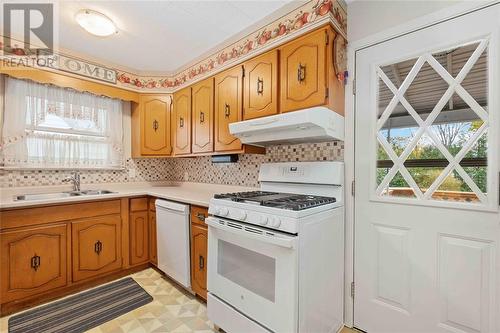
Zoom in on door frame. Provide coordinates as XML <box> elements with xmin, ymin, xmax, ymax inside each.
<box><xmin>343</xmin><ymin>1</ymin><xmax>500</xmax><ymax>327</ymax></box>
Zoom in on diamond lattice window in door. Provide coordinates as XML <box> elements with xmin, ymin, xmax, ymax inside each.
<box><xmin>375</xmin><ymin>40</ymin><xmax>489</xmax><ymax>204</ymax></box>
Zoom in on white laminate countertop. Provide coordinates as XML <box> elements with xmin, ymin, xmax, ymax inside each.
<box><xmin>0</xmin><ymin>181</ymin><xmax>257</xmax><ymax>209</ymax></box>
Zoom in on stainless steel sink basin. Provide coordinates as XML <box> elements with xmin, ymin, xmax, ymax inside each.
<box><xmin>14</xmin><ymin>189</ymin><xmax>116</xmax><ymax>201</ymax></box>
<box><xmin>14</xmin><ymin>191</ymin><xmax>82</xmax><ymax>201</ymax></box>
<box><xmin>79</xmin><ymin>189</ymin><xmax>116</xmax><ymax>195</ymax></box>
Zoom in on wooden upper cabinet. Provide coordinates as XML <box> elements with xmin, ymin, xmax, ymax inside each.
<box><xmin>139</xmin><ymin>95</ymin><xmax>172</xmax><ymax>155</ymax></box>
<box><xmin>192</xmin><ymin>78</ymin><xmax>214</xmax><ymax>154</ymax></box>
<box><xmin>72</xmin><ymin>215</ymin><xmax>122</xmax><ymax>282</ymax></box>
<box><xmin>214</xmin><ymin>66</ymin><xmax>243</xmax><ymax>152</ymax></box>
<box><xmin>172</xmin><ymin>87</ymin><xmax>192</xmax><ymax>155</ymax></box>
<box><xmin>0</xmin><ymin>224</ymin><xmax>67</xmax><ymax>303</ymax></box>
<box><xmin>280</xmin><ymin>28</ymin><xmax>328</xmax><ymax>113</ymax></box>
<box><xmin>243</xmin><ymin>50</ymin><xmax>278</xmax><ymax>120</ymax></box>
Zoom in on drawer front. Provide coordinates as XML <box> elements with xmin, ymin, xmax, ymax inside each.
<box><xmin>130</xmin><ymin>198</ymin><xmax>149</xmax><ymax>212</ymax></box>
<box><xmin>72</xmin><ymin>215</ymin><xmax>122</xmax><ymax>282</ymax></box>
<box><xmin>1</xmin><ymin>224</ymin><xmax>68</xmax><ymax>303</ymax></box>
<box><xmin>0</xmin><ymin>200</ymin><xmax>121</xmax><ymax>230</ymax></box>
<box><xmin>191</xmin><ymin>206</ymin><xmax>208</xmax><ymax>226</ymax></box>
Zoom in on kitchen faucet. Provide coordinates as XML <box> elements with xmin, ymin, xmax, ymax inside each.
<box><xmin>63</xmin><ymin>171</ymin><xmax>81</xmax><ymax>192</ymax></box>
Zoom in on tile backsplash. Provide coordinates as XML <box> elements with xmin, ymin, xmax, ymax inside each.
<box><xmin>0</xmin><ymin>158</ymin><xmax>172</xmax><ymax>188</ymax></box>
<box><xmin>0</xmin><ymin>141</ymin><xmax>343</xmax><ymax>188</ymax></box>
<box><xmin>167</xmin><ymin>141</ymin><xmax>343</xmax><ymax>187</ymax></box>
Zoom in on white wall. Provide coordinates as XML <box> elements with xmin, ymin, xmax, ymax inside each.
<box><xmin>347</xmin><ymin>0</ymin><xmax>465</xmax><ymax>42</ymax></box>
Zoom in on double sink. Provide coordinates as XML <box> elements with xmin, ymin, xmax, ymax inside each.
<box><xmin>14</xmin><ymin>189</ymin><xmax>116</xmax><ymax>201</ymax></box>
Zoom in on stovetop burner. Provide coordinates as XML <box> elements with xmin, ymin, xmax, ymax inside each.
<box><xmin>214</xmin><ymin>191</ymin><xmax>336</xmax><ymax>211</ymax></box>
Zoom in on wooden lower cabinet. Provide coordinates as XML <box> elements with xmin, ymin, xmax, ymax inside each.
<box><xmin>190</xmin><ymin>206</ymin><xmax>208</xmax><ymax>300</ymax></box>
<box><xmin>129</xmin><ymin>211</ymin><xmax>149</xmax><ymax>265</ymax></box>
<box><xmin>149</xmin><ymin>212</ymin><xmax>157</xmax><ymax>265</ymax></box>
<box><xmin>0</xmin><ymin>224</ymin><xmax>68</xmax><ymax>303</ymax></box>
<box><xmin>72</xmin><ymin>215</ymin><xmax>122</xmax><ymax>282</ymax></box>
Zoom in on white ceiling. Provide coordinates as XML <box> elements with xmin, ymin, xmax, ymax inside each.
<box><xmin>58</xmin><ymin>1</ymin><xmax>297</xmax><ymax>74</ymax></box>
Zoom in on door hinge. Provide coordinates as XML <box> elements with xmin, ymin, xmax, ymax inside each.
<box><xmin>351</xmin><ymin>281</ymin><xmax>355</xmax><ymax>298</ymax></box>
<box><xmin>352</xmin><ymin>79</ymin><xmax>356</xmax><ymax>95</ymax></box>
<box><xmin>325</xmin><ymin>87</ymin><xmax>329</xmax><ymax>99</ymax></box>
<box><xmin>325</xmin><ymin>31</ymin><xmax>329</xmax><ymax>45</ymax></box>
<box><xmin>351</xmin><ymin>180</ymin><xmax>355</xmax><ymax>196</ymax></box>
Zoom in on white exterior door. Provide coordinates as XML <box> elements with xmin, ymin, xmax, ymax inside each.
<box><xmin>354</xmin><ymin>5</ymin><xmax>500</xmax><ymax>333</ymax></box>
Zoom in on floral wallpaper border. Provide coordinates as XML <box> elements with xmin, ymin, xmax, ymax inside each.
<box><xmin>1</xmin><ymin>0</ymin><xmax>346</xmax><ymax>93</ymax></box>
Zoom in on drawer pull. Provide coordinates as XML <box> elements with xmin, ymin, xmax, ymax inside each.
<box><xmin>297</xmin><ymin>63</ymin><xmax>306</xmax><ymax>82</ymax></box>
<box><xmin>30</xmin><ymin>254</ymin><xmax>41</xmax><ymax>271</ymax></box>
<box><xmin>199</xmin><ymin>255</ymin><xmax>204</xmax><ymax>270</ymax></box>
<box><xmin>257</xmin><ymin>77</ymin><xmax>264</xmax><ymax>95</ymax></box>
<box><xmin>94</xmin><ymin>240</ymin><xmax>103</xmax><ymax>255</ymax></box>
<box><xmin>196</xmin><ymin>212</ymin><xmax>206</xmax><ymax>222</ymax></box>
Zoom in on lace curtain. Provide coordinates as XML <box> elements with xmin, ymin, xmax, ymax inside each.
<box><xmin>1</xmin><ymin>77</ymin><xmax>124</xmax><ymax>169</ymax></box>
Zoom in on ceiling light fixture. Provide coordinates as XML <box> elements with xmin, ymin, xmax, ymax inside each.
<box><xmin>75</xmin><ymin>9</ymin><xmax>117</xmax><ymax>37</ymax></box>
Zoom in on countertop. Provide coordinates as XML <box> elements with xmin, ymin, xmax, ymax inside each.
<box><xmin>0</xmin><ymin>181</ymin><xmax>257</xmax><ymax>209</ymax></box>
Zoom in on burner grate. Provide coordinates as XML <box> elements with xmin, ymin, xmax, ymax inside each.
<box><xmin>214</xmin><ymin>191</ymin><xmax>336</xmax><ymax>211</ymax></box>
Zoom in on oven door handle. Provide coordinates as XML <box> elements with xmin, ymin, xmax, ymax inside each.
<box><xmin>206</xmin><ymin>217</ymin><xmax>296</xmax><ymax>249</ymax></box>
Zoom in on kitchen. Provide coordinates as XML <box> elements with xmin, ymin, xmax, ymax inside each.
<box><xmin>1</xmin><ymin>1</ymin><xmax>499</xmax><ymax>333</ymax></box>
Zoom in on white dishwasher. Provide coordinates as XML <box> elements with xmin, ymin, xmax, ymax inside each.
<box><xmin>155</xmin><ymin>199</ymin><xmax>191</xmax><ymax>289</ymax></box>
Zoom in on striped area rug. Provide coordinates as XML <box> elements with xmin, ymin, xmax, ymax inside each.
<box><xmin>8</xmin><ymin>277</ymin><xmax>153</xmax><ymax>333</ymax></box>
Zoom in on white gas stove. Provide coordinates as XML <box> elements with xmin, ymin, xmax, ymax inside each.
<box><xmin>206</xmin><ymin>161</ymin><xmax>345</xmax><ymax>333</ymax></box>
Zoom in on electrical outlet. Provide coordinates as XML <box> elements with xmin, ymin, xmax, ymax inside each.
<box><xmin>183</xmin><ymin>172</ymin><xmax>189</xmax><ymax>181</ymax></box>
<box><xmin>128</xmin><ymin>168</ymin><xmax>136</xmax><ymax>178</ymax></box>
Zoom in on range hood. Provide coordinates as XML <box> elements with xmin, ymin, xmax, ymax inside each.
<box><xmin>229</xmin><ymin>107</ymin><xmax>344</xmax><ymax>147</ymax></box>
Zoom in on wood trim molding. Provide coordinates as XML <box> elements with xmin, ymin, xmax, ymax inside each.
<box><xmin>0</xmin><ymin>66</ymin><xmax>139</xmax><ymax>102</ymax></box>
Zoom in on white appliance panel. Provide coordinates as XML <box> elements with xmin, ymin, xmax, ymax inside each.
<box><xmin>156</xmin><ymin>199</ymin><xmax>191</xmax><ymax>289</ymax></box>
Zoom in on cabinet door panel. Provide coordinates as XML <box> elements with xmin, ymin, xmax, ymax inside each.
<box><xmin>130</xmin><ymin>211</ymin><xmax>149</xmax><ymax>265</ymax></box>
<box><xmin>173</xmin><ymin>87</ymin><xmax>192</xmax><ymax>155</ymax></box>
<box><xmin>280</xmin><ymin>28</ymin><xmax>327</xmax><ymax>112</ymax></box>
<box><xmin>190</xmin><ymin>224</ymin><xmax>207</xmax><ymax>300</ymax></box>
<box><xmin>215</xmin><ymin>66</ymin><xmax>243</xmax><ymax>152</ymax></box>
<box><xmin>149</xmin><ymin>213</ymin><xmax>157</xmax><ymax>265</ymax></box>
<box><xmin>141</xmin><ymin>95</ymin><xmax>172</xmax><ymax>155</ymax></box>
<box><xmin>243</xmin><ymin>50</ymin><xmax>278</xmax><ymax>120</ymax></box>
<box><xmin>72</xmin><ymin>215</ymin><xmax>122</xmax><ymax>282</ymax></box>
<box><xmin>192</xmin><ymin>78</ymin><xmax>214</xmax><ymax>153</ymax></box>
<box><xmin>1</xmin><ymin>224</ymin><xmax>67</xmax><ymax>303</ymax></box>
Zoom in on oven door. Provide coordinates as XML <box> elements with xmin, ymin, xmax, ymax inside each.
<box><xmin>207</xmin><ymin>216</ymin><xmax>298</xmax><ymax>333</ymax></box>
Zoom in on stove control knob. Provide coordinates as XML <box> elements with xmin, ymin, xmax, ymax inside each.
<box><xmin>259</xmin><ymin>216</ymin><xmax>269</xmax><ymax>225</ymax></box>
<box><xmin>235</xmin><ymin>210</ymin><xmax>247</xmax><ymax>221</ymax></box>
<box><xmin>219</xmin><ymin>207</ymin><xmax>229</xmax><ymax>217</ymax></box>
<box><xmin>270</xmin><ymin>217</ymin><xmax>281</xmax><ymax>228</ymax></box>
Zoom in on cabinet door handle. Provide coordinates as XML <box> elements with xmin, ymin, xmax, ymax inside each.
<box><xmin>224</xmin><ymin>103</ymin><xmax>230</xmax><ymax>118</ymax></box>
<box><xmin>196</xmin><ymin>212</ymin><xmax>206</xmax><ymax>222</ymax></box>
<box><xmin>95</xmin><ymin>240</ymin><xmax>102</xmax><ymax>255</ymax></box>
<box><xmin>31</xmin><ymin>254</ymin><xmax>41</xmax><ymax>271</ymax></box>
<box><xmin>199</xmin><ymin>255</ymin><xmax>204</xmax><ymax>270</ymax></box>
<box><xmin>257</xmin><ymin>77</ymin><xmax>264</xmax><ymax>95</ymax></box>
<box><xmin>297</xmin><ymin>63</ymin><xmax>306</xmax><ymax>82</ymax></box>
<box><xmin>152</xmin><ymin>119</ymin><xmax>159</xmax><ymax>132</ymax></box>
<box><xmin>200</xmin><ymin>112</ymin><xmax>205</xmax><ymax>123</ymax></box>
<box><xmin>179</xmin><ymin>117</ymin><xmax>184</xmax><ymax>128</ymax></box>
